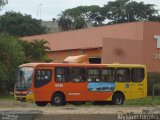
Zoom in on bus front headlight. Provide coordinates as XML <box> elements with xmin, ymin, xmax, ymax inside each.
<box><xmin>26</xmin><ymin>90</ymin><xmax>35</xmax><ymax>101</ymax></box>
<box><xmin>27</xmin><ymin>90</ymin><xmax>33</xmax><ymax>95</ymax></box>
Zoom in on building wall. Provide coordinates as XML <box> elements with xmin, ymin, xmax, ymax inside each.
<box><xmin>22</xmin><ymin>22</ymin><xmax>144</xmax><ymax>51</ymax></box>
<box><xmin>22</xmin><ymin>21</ymin><xmax>160</xmax><ymax>72</ymax></box>
<box><xmin>83</xmin><ymin>48</ymin><xmax>101</xmax><ymax>58</ymax></box>
<box><xmin>48</xmin><ymin>48</ymin><xmax>101</xmax><ymax>62</ymax></box>
<box><xmin>102</xmin><ymin>38</ymin><xmax>143</xmax><ymax>64</ymax></box>
<box><xmin>102</xmin><ymin>22</ymin><xmax>160</xmax><ymax>72</ymax></box>
<box><xmin>41</xmin><ymin>21</ymin><xmax>93</xmax><ymax>33</ymax></box>
<box><xmin>143</xmin><ymin>22</ymin><xmax>160</xmax><ymax>72</ymax></box>
<box><xmin>41</xmin><ymin>21</ymin><xmax>60</xmax><ymax>33</ymax></box>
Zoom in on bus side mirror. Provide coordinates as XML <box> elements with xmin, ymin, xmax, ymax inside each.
<box><xmin>20</xmin><ymin>70</ymin><xmax>23</xmax><ymax>77</ymax></box>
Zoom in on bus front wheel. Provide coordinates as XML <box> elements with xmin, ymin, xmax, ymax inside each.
<box><xmin>35</xmin><ymin>101</ymin><xmax>48</xmax><ymax>107</ymax></box>
<box><xmin>51</xmin><ymin>93</ymin><xmax>66</xmax><ymax>106</ymax></box>
<box><xmin>112</xmin><ymin>93</ymin><xmax>124</xmax><ymax>105</ymax></box>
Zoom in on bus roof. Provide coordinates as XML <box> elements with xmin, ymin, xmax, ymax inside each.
<box><xmin>19</xmin><ymin>62</ymin><xmax>146</xmax><ymax>68</ymax></box>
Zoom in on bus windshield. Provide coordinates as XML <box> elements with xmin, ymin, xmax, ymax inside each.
<box><xmin>15</xmin><ymin>67</ymin><xmax>34</xmax><ymax>91</ymax></box>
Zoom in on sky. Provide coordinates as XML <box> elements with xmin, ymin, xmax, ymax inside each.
<box><xmin>0</xmin><ymin>0</ymin><xmax>160</xmax><ymax>21</ymax></box>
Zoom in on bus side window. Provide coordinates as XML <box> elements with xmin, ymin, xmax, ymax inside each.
<box><xmin>86</xmin><ymin>68</ymin><xmax>101</xmax><ymax>82</ymax></box>
<box><xmin>35</xmin><ymin>70</ymin><xmax>52</xmax><ymax>81</ymax></box>
<box><xmin>131</xmin><ymin>68</ymin><xmax>144</xmax><ymax>82</ymax></box>
<box><xmin>70</xmin><ymin>67</ymin><xmax>86</xmax><ymax>82</ymax></box>
<box><xmin>102</xmin><ymin>68</ymin><xmax>116</xmax><ymax>82</ymax></box>
<box><xmin>117</xmin><ymin>68</ymin><xmax>130</xmax><ymax>82</ymax></box>
<box><xmin>35</xmin><ymin>70</ymin><xmax>41</xmax><ymax>80</ymax></box>
<box><xmin>35</xmin><ymin>69</ymin><xmax>52</xmax><ymax>88</ymax></box>
<box><xmin>55</xmin><ymin>67</ymin><xmax>70</xmax><ymax>82</ymax></box>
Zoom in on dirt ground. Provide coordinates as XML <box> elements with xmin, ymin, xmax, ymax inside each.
<box><xmin>0</xmin><ymin>100</ymin><xmax>160</xmax><ymax>114</ymax></box>
<box><xmin>0</xmin><ymin>100</ymin><xmax>160</xmax><ymax>120</ymax></box>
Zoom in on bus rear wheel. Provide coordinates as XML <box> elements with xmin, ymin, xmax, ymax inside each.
<box><xmin>92</xmin><ymin>101</ymin><xmax>108</xmax><ymax>105</ymax></box>
<box><xmin>112</xmin><ymin>93</ymin><xmax>124</xmax><ymax>105</ymax></box>
<box><xmin>51</xmin><ymin>93</ymin><xmax>66</xmax><ymax>106</ymax></box>
<box><xmin>35</xmin><ymin>101</ymin><xmax>48</xmax><ymax>107</ymax></box>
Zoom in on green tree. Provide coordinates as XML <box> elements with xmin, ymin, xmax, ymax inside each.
<box><xmin>17</xmin><ymin>40</ymin><xmax>33</xmax><ymax>62</ymax></box>
<box><xmin>102</xmin><ymin>0</ymin><xmax>160</xmax><ymax>24</ymax></box>
<box><xmin>0</xmin><ymin>0</ymin><xmax>7</xmax><ymax>10</ymax></box>
<box><xmin>30</xmin><ymin>39</ymin><xmax>50</xmax><ymax>61</ymax></box>
<box><xmin>58</xmin><ymin>1</ymin><xmax>160</xmax><ymax>29</ymax></box>
<box><xmin>57</xmin><ymin>5</ymin><xmax>104</xmax><ymax>30</ymax></box>
<box><xmin>0</xmin><ymin>34</ymin><xmax>25</xmax><ymax>93</ymax></box>
<box><xmin>0</xmin><ymin>12</ymin><xmax>48</xmax><ymax>37</ymax></box>
<box><xmin>18</xmin><ymin>39</ymin><xmax>51</xmax><ymax>62</ymax></box>
<box><xmin>84</xmin><ymin>5</ymin><xmax>105</xmax><ymax>26</ymax></box>
<box><xmin>58</xmin><ymin>16</ymin><xmax>72</xmax><ymax>31</ymax></box>
<box><xmin>63</xmin><ymin>5</ymin><xmax>104</xmax><ymax>25</ymax></box>
<box><xmin>73</xmin><ymin>17</ymin><xmax>87</xmax><ymax>29</ymax></box>
<box><xmin>0</xmin><ymin>62</ymin><xmax>8</xmax><ymax>82</ymax></box>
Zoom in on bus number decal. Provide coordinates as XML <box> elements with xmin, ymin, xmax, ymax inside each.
<box><xmin>55</xmin><ymin>84</ymin><xmax>63</xmax><ymax>87</ymax></box>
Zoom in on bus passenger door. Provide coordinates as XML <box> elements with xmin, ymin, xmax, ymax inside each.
<box><xmin>67</xmin><ymin>67</ymin><xmax>87</xmax><ymax>101</ymax></box>
<box><xmin>130</xmin><ymin>68</ymin><xmax>146</xmax><ymax>99</ymax></box>
<box><xmin>34</xmin><ymin>67</ymin><xmax>53</xmax><ymax>101</ymax></box>
<box><xmin>115</xmin><ymin>68</ymin><xmax>131</xmax><ymax>100</ymax></box>
<box><xmin>54</xmin><ymin>67</ymin><xmax>87</xmax><ymax>101</ymax></box>
<box><xmin>130</xmin><ymin>81</ymin><xmax>146</xmax><ymax>99</ymax></box>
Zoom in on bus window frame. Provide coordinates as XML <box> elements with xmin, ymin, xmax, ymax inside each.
<box><xmin>102</xmin><ymin>68</ymin><xmax>116</xmax><ymax>82</ymax></box>
<box><xmin>54</xmin><ymin>67</ymin><xmax>70</xmax><ymax>82</ymax></box>
<box><xmin>70</xmin><ymin>67</ymin><xmax>86</xmax><ymax>82</ymax></box>
<box><xmin>116</xmin><ymin>68</ymin><xmax>131</xmax><ymax>83</ymax></box>
<box><xmin>34</xmin><ymin>69</ymin><xmax>52</xmax><ymax>88</ymax></box>
<box><xmin>86</xmin><ymin>68</ymin><xmax>101</xmax><ymax>82</ymax></box>
<box><xmin>131</xmin><ymin>68</ymin><xmax>145</xmax><ymax>83</ymax></box>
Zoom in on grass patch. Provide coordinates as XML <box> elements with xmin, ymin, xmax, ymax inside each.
<box><xmin>0</xmin><ymin>95</ymin><xmax>14</xmax><ymax>100</ymax></box>
<box><xmin>124</xmin><ymin>96</ymin><xmax>160</xmax><ymax>106</ymax></box>
<box><xmin>0</xmin><ymin>95</ymin><xmax>159</xmax><ymax>106</ymax></box>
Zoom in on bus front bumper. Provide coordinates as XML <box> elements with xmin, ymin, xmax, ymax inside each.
<box><xmin>15</xmin><ymin>91</ymin><xmax>35</xmax><ymax>102</ymax></box>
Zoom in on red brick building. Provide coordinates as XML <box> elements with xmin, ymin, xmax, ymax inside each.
<box><xmin>22</xmin><ymin>22</ymin><xmax>160</xmax><ymax>72</ymax></box>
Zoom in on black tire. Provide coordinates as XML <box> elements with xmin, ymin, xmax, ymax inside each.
<box><xmin>112</xmin><ymin>93</ymin><xmax>124</xmax><ymax>105</ymax></box>
<box><xmin>72</xmin><ymin>102</ymin><xmax>85</xmax><ymax>105</ymax></box>
<box><xmin>51</xmin><ymin>93</ymin><xmax>66</xmax><ymax>106</ymax></box>
<box><xmin>92</xmin><ymin>101</ymin><xmax>108</xmax><ymax>105</ymax></box>
<box><xmin>35</xmin><ymin>101</ymin><xmax>48</xmax><ymax>107</ymax></box>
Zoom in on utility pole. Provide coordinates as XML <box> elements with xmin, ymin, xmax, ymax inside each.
<box><xmin>39</xmin><ymin>4</ymin><xmax>42</xmax><ymax>20</ymax></box>
<box><xmin>37</xmin><ymin>4</ymin><xmax>42</xmax><ymax>20</ymax></box>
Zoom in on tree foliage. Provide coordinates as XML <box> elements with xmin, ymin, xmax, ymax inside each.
<box><xmin>0</xmin><ymin>35</ymin><xmax>51</xmax><ymax>93</ymax></box>
<box><xmin>0</xmin><ymin>62</ymin><xmax>8</xmax><ymax>82</ymax></box>
<box><xmin>0</xmin><ymin>12</ymin><xmax>48</xmax><ymax>37</ymax></box>
<box><xmin>0</xmin><ymin>34</ymin><xmax>25</xmax><ymax>92</ymax></box>
<box><xmin>73</xmin><ymin>17</ymin><xmax>87</xmax><ymax>29</ymax></box>
<box><xmin>0</xmin><ymin>0</ymin><xmax>7</xmax><ymax>10</ymax></box>
<box><xmin>102</xmin><ymin>0</ymin><xmax>160</xmax><ymax>24</ymax></box>
<box><xmin>18</xmin><ymin>39</ymin><xmax>51</xmax><ymax>62</ymax></box>
<box><xmin>57</xmin><ymin>0</ymin><xmax>160</xmax><ymax>30</ymax></box>
<box><xmin>17</xmin><ymin>40</ymin><xmax>33</xmax><ymax>62</ymax></box>
<box><xmin>30</xmin><ymin>39</ymin><xmax>50</xmax><ymax>61</ymax></box>
<box><xmin>58</xmin><ymin>16</ymin><xmax>72</xmax><ymax>31</ymax></box>
<box><xmin>58</xmin><ymin>5</ymin><xmax>103</xmax><ymax>31</ymax></box>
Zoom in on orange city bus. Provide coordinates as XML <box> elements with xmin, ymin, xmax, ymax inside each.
<box><xmin>14</xmin><ymin>63</ymin><xmax>147</xmax><ymax>106</ymax></box>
